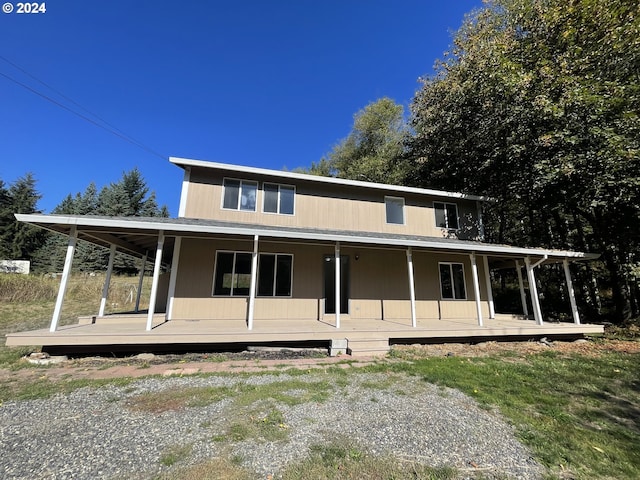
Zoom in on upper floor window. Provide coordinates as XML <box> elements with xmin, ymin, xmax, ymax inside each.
<box><xmin>263</xmin><ymin>183</ymin><xmax>295</xmax><ymax>215</ymax></box>
<box><xmin>222</xmin><ymin>178</ymin><xmax>257</xmax><ymax>211</ymax></box>
<box><xmin>439</xmin><ymin>262</ymin><xmax>466</xmax><ymax>300</ymax></box>
<box><xmin>434</xmin><ymin>202</ymin><xmax>459</xmax><ymax>229</ymax></box>
<box><xmin>385</xmin><ymin>196</ymin><xmax>404</xmax><ymax>225</ymax></box>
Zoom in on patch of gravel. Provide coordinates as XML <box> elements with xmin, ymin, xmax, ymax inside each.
<box><xmin>0</xmin><ymin>372</ymin><xmax>544</xmax><ymax>479</ymax></box>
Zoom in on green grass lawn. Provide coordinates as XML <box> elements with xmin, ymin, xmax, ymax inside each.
<box><xmin>382</xmin><ymin>345</ymin><xmax>640</xmax><ymax>479</ymax></box>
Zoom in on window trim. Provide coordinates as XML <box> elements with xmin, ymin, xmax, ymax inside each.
<box><xmin>221</xmin><ymin>177</ymin><xmax>258</xmax><ymax>212</ymax></box>
<box><xmin>257</xmin><ymin>253</ymin><xmax>294</xmax><ymax>297</ymax></box>
<box><xmin>262</xmin><ymin>183</ymin><xmax>296</xmax><ymax>216</ymax></box>
<box><xmin>434</xmin><ymin>201</ymin><xmax>460</xmax><ymax>230</ymax></box>
<box><xmin>384</xmin><ymin>196</ymin><xmax>405</xmax><ymax>225</ymax></box>
<box><xmin>212</xmin><ymin>250</ymin><xmax>253</xmax><ymax>297</ymax></box>
<box><xmin>212</xmin><ymin>250</ymin><xmax>294</xmax><ymax>298</ymax></box>
<box><xmin>438</xmin><ymin>262</ymin><xmax>467</xmax><ymax>300</ymax></box>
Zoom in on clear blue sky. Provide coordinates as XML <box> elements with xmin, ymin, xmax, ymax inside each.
<box><xmin>1</xmin><ymin>0</ymin><xmax>482</xmax><ymax>216</ymax></box>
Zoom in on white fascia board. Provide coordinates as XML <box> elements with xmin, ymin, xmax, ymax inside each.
<box><xmin>169</xmin><ymin>156</ymin><xmax>493</xmax><ymax>203</ymax></box>
<box><xmin>16</xmin><ymin>213</ymin><xmax>595</xmax><ymax>261</ymax></box>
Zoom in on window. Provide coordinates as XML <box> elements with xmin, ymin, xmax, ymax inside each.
<box><xmin>213</xmin><ymin>252</ymin><xmax>252</xmax><ymax>296</ymax></box>
<box><xmin>257</xmin><ymin>254</ymin><xmax>293</xmax><ymax>296</ymax></box>
<box><xmin>385</xmin><ymin>196</ymin><xmax>404</xmax><ymax>225</ymax></box>
<box><xmin>439</xmin><ymin>263</ymin><xmax>467</xmax><ymax>299</ymax></box>
<box><xmin>213</xmin><ymin>251</ymin><xmax>293</xmax><ymax>297</ymax></box>
<box><xmin>434</xmin><ymin>202</ymin><xmax>459</xmax><ymax>229</ymax></box>
<box><xmin>222</xmin><ymin>179</ymin><xmax>257</xmax><ymax>211</ymax></box>
<box><xmin>263</xmin><ymin>183</ymin><xmax>295</xmax><ymax>215</ymax></box>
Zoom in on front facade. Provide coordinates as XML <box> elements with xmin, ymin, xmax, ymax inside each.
<box><xmin>9</xmin><ymin>157</ymin><xmax>603</xmax><ymax>352</ymax></box>
<box><xmin>171</xmin><ymin>158</ymin><xmax>492</xmax><ymax>326</ymax></box>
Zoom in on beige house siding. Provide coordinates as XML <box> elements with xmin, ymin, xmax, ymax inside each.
<box><xmin>170</xmin><ymin>237</ymin><xmax>492</xmax><ymax>322</ymax></box>
<box><xmin>182</xmin><ymin>167</ymin><xmax>482</xmax><ymax>240</ymax></box>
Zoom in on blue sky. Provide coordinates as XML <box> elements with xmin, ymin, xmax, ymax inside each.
<box><xmin>1</xmin><ymin>0</ymin><xmax>482</xmax><ymax>216</ymax></box>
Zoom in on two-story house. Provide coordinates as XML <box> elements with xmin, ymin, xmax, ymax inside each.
<box><xmin>8</xmin><ymin>157</ymin><xmax>603</xmax><ymax>355</ymax></box>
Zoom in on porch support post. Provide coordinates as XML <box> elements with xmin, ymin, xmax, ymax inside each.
<box><xmin>524</xmin><ymin>256</ymin><xmax>543</xmax><ymax>325</ymax></box>
<box><xmin>335</xmin><ymin>242</ymin><xmax>341</xmax><ymax>329</ymax></box>
<box><xmin>247</xmin><ymin>234</ymin><xmax>259</xmax><ymax>330</ymax></box>
<box><xmin>50</xmin><ymin>225</ymin><xmax>77</xmax><ymax>333</ymax></box>
<box><xmin>470</xmin><ymin>253</ymin><xmax>483</xmax><ymax>327</ymax></box>
<box><xmin>135</xmin><ymin>254</ymin><xmax>147</xmax><ymax>313</ymax></box>
<box><xmin>146</xmin><ymin>231</ymin><xmax>164</xmax><ymax>331</ymax></box>
<box><xmin>406</xmin><ymin>247</ymin><xmax>417</xmax><ymax>328</ymax></box>
<box><xmin>563</xmin><ymin>258</ymin><xmax>581</xmax><ymax>324</ymax></box>
<box><xmin>515</xmin><ymin>260</ymin><xmax>529</xmax><ymax>316</ymax></box>
<box><xmin>166</xmin><ymin>237</ymin><xmax>182</xmax><ymax>321</ymax></box>
<box><xmin>482</xmin><ymin>255</ymin><xmax>495</xmax><ymax>319</ymax></box>
<box><xmin>98</xmin><ymin>244</ymin><xmax>116</xmax><ymax>317</ymax></box>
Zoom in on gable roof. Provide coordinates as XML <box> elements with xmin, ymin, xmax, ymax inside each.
<box><xmin>170</xmin><ymin>157</ymin><xmax>493</xmax><ymax>203</ymax></box>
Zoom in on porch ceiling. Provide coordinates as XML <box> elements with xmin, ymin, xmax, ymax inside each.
<box><xmin>15</xmin><ymin>213</ymin><xmax>599</xmax><ymax>264</ymax></box>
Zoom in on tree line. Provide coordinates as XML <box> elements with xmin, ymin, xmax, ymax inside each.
<box><xmin>0</xmin><ymin>169</ymin><xmax>168</xmax><ymax>274</ymax></box>
<box><xmin>301</xmin><ymin>0</ymin><xmax>639</xmax><ymax>323</ymax></box>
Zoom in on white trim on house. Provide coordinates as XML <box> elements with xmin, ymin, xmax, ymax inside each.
<box><xmin>178</xmin><ymin>167</ymin><xmax>190</xmax><ymax>217</ymax></box>
<box><xmin>169</xmin><ymin>157</ymin><xmax>493</xmax><ymax>203</ymax></box>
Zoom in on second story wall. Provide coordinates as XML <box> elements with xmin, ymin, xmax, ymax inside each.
<box><xmin>180</xmin><ymin>165</ymin><xmax>483</xmax><ymax>240</ymax></box>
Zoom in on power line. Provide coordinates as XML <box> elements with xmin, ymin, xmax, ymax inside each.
<box><xmin>0</xmin><ymin>56</ymin><xmax>167</xmax><ymax>160</ymax></box>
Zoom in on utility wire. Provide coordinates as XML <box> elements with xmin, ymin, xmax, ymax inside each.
<box><xmin>0</xmin><ymin>56</ymin><xmax>167</xmax><ymax>160</ymax></box>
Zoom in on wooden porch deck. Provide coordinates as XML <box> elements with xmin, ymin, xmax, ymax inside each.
<box><xmin>5</xmin><ymin>314</ymin><xmax>604</xmax><ymax>356</ymax></box>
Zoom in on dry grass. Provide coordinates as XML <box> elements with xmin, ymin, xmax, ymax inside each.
<box><xmin>156</xmin><ymin>457</ymin><xmax>253</xmax><ymax>480</ymax></box>
<box><xmin>0</xmin><ymin>274</ymin><xmax>58</xmax><ymax>303</ymax></box>
<box><xmin>126</xmin><ymin>386</ymin><xmax>235</xmax><ymax>413</ymax></box>
<box><xmin>0</xmin><ymin>273</ymin><xmax>152</xmax><ymax>364</ymax></box>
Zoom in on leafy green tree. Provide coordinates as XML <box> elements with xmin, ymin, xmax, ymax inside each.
<box><xmin>407</xmin><ymin>0</ymin><xmax>639</xmax><ymax>321</ymax></box>
<box><xmin>300</xmin><ymin>98</ymin><xmax>409</xmax><ymax>184</ymax></box>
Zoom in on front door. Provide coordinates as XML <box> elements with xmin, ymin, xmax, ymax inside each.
<box><xmin>324</xmin><ymin>255</ymin><xmax>349</xmax><ymax>314</ymax></box>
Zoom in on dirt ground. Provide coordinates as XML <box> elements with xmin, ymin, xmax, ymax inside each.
<box><xmin>4</xmin><ymin>337</ymin><xmax>639</xmax><ymax>384</ymax></box>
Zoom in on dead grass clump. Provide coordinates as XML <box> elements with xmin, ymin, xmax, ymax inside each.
<box><xmin>0</xmin><ymin>274</ymin><xmax>58</xmax><ymax>302</ymax></box>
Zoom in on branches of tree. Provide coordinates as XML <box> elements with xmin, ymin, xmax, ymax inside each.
<box><xmin>310</xmin><ymin>0</ymin><xmax>639</xmax><ymax>322</ymax></box>
<box><xmin>0</xmin><ymin>168</ymin><xmax>168</xmax><ymax>274</ymax></box>
<box><xmin>297</xmin><ymin>97</ymin><xmax>410</xmax><ymax>184</ymax></box>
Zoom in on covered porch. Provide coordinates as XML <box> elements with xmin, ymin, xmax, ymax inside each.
<box><xmin>9</xmin><ymin>214</ymin><xmax>604</xmax><ymax>356</ymax></box>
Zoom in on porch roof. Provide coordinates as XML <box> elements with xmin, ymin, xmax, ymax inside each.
<box><xmin>16</xmin><ymin>213</ymin><xmax>598</xmax><ymax>264</ymax></box>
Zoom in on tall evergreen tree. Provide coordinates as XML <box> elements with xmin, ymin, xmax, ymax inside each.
<box><xmin>32</xmin><ymin>168</ymin><xmax>168</xmax><ymax>273</ymax></box>
<box><xmin>0</xmin><ymin>173</ymin><xmax>46</xmax><ymax>260</ymax></box>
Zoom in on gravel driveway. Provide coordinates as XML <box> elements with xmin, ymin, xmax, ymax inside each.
<box><xmin>0</xmin><ymin>371</ymin><xmax>544</xmax><ymax>479</ymax></box>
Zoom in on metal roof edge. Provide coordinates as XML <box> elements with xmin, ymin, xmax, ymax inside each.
<box><xmin>169</xmin><ymin>156</ymin><xmax>493</xmax><ymax>203</ymax></box>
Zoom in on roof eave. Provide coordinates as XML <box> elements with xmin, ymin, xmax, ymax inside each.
<box><xmin>15</xmin><ymin>213</ymin><xmax>597</xmax><ymax>262</ymax></box>
<box><xmin>169</xmin><ymin>156</ymin><xmax>494</xmax><ymax>203</ymax></box>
